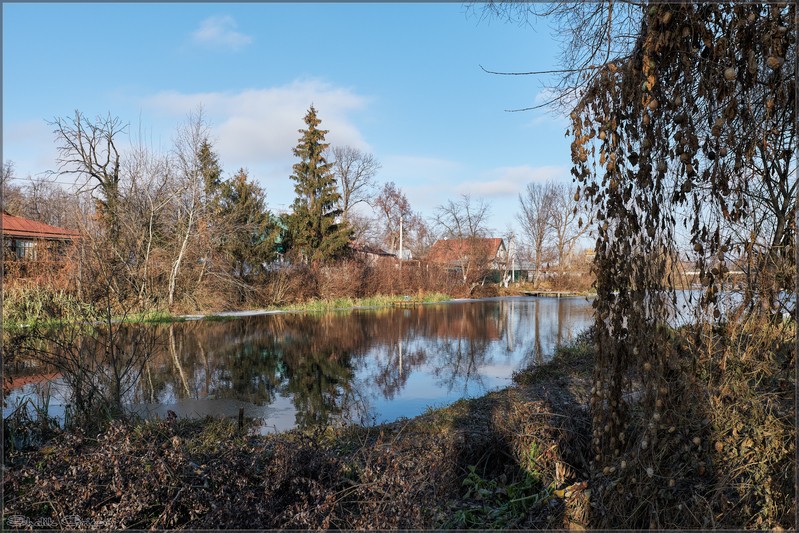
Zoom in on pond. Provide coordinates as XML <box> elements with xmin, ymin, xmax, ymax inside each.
<box><xmin>5</xmin><ymin>297</ymin><xmax>594</xmax><ymax>433</ymax></box>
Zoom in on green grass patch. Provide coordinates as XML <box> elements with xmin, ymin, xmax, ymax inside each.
<box><xmin>2</xmin><ymin>286</ymin><xmax>100</xmax><ymax>329</ymax></box>
<box><xmin>122</xmin><ymin>310</ymin><xmax>183</xmax><ymax>324</ymax></box>
<box><xmin>279</xmin><ymin>293</ymin><xmax>453</xmax><ymax>313</ymax></box>
<box><xmin>420</xmin><ymin>292</ymin><xmax>451</xmax><ymax>303</ymax></box>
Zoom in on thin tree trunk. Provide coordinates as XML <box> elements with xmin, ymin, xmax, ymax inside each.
<box><xmin>168</xmin><ymin>200</ymin><xmax>195</xmax><ymax>308</ymax></box>
<box><xmin>139</xmin><ymin>206</ymin><xmax>157</xmax><ymax>305</ymax></box>
<box><xmin>169</xmin><ymin>325</ymin><xmax>191</xmax><ymax>397</ymax></box>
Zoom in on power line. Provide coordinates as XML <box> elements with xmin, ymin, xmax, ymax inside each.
<box><xmin>3</xmin><ymin>176</ymin><xmax>85</xmax><ymax>186</ymax></box>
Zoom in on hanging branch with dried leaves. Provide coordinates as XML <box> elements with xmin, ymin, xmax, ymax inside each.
<box><xmin>566</xmin><ymin>2</ymin><xmax>795</xmax><ymax>525</ymax></box>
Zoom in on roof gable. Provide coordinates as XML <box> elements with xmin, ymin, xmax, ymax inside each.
<box><xmin>2</xmin><ymin>211</ymin><xmax>80</xmax><ymax>240</ymax></box>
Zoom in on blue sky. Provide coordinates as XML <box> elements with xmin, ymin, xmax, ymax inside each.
<box><xmin>3</xmin><ymin>3</ymin><xmax>574</xmax><ymax>234</ymax></box>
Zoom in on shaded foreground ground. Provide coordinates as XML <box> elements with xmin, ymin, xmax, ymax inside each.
<box><xmin>3</xmin><ymin>326</ymin><xmax>795</xmax><ymax>529</ymax></box>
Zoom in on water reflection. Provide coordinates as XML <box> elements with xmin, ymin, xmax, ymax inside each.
<box><xmin>7</xmin><ymin>297</ymin><xmax>594</xmax><ymax>432</ymax></box>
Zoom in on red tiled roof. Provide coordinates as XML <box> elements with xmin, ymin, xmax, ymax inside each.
<box><xmin>1</xmin><ymin>211</ymin><xmax>80</xmax><ymax>240</ymax></box>
<box><xmin>426</xmin><ymin>238</ymin><xmax>504</xmax><ymax>264</ymax></box>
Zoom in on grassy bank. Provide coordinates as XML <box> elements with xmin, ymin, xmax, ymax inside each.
<box><xmin>279</xmin><ymin>292</ymin><xmax>452</xmax><ymax>313</ymax></box>
<box><xmin>2</xmin><ymin>290</ymin><xmax>454</xmax><ymax>329</ymax></box>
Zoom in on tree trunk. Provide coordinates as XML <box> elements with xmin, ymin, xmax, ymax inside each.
<box><xmin>168</xmin><ymin>202</ymin><xmax>195</xmax><ymax>308</ymax></box>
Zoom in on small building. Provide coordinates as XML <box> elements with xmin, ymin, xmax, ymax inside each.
<box><xmin>2</xmin><ymin>211</ymin><xmax>80</xmax><ymax>261</ymax></box>
<box><xmin>426</xmin><ymin>237</ymin><xmax>509</xmax><ymax>283</ymax></box>
<box><xmin>351</xmin><ymin>243</ymin><xmax>396</xmax><ymax>266</ymax></box>
<box><xmin>426</xmin><ymin>237</ymin><xmax>507</xmax><ymax>270</ymax></box>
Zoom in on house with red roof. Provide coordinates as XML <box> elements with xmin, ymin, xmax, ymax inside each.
<box><xmin>2</xmin><ymin>211</ymin><xmax>80</xmax><ymax>262</ymax></box>
<box><xmin>425</xmin><ymin>237</ymin><xmax>508</xmax><ymax>283</ymax></box>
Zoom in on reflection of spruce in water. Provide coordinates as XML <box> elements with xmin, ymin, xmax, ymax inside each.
<box><xmin>107</xmin><ymin>299</ymin><xmax>594</xmax><ymax>430</ymax></box>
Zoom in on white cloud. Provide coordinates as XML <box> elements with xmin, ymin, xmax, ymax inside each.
<box><xmin>144</xmin><ymin>79</ymin><xmax>370</xmax><ymax>160</ymax></box>
<box><xmin>457</xmin><ymin>164</ymin><xmax>569</xmax><ymax>198</ymax></box>
<box><xmin>142</xmin><ymin>80</ymin><xmax>371</xmax><ymax>208</ymax></box>
<box><xmin>191</xmin><ymin>15</ymin><xmax>252</xmax><ymax>51</ymax></box>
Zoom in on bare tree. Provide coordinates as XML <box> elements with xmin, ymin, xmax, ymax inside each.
<box><xmin>51</xmin><ymin>112</ymin><xmax>127</xmax><ymax>247</ymax></box>
<box><xmin>548</xmin><ymin>182</ymin><xmax>591</xmax><ymax>277</ymax></box>
<box><xmin>345</xmin><ymin>209</ymin><xmax>376</xmax><ymax>246</ymax></box>
<box><xmin>122</xmin><ymin>136</ymin><xmax>174</xmax><ymax>305</ymax></box>
<box><xmin>1</xmin><ymin>161</ymin><xmax>26</xmax><ymax>216</ymax></box>
<box><xmin>374</xmin><ymin>181</ymin><xmax>414</xmax><ymax>254</ymax></box>
<box><xmin>517</xmin><ymin>182</ymin><xmax>556</xmax><ymax>287</ymax></box>
<box><xmin>167</xmin><ymin>109</ymin><xmax>209</xmax><ymax>308</ymax></box>
<box><xmin>434</xmin><ymin>194</ymin><xmax>492</xmax><ymax>241</ymax></box>
<box><xmin>20</xmin><ymin>176</ymin><xmax>77</xmax><ymax>229</ymax></box>
<box><xmin>16</xmin><ymin>236</ymin><xmax>159</xmax><ymax>429</ymax></box>
<box><xmin>330</xmin><ymin>145</ymin><xmax>380</xmax><ymax>220</ymax></box>
<box><xmin>433</xmin><ymin>194</ymin><xmax>493</xmax><ymax>284</ymax></box>
<box><xmin>404</xmin><ymin>215</ymin><xmax>435</xmax><ymax>260</ymax></box>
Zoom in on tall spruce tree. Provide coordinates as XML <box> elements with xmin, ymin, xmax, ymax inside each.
<box><xmin>288</xmin><ymin>106</ymin><xmax>352</xmax><ymax>262</ymax></box>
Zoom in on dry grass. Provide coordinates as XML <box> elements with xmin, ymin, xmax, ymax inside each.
<box><xmin>588</xmin><ymin>317</ymin><xmax>795</xmax><ymax>529</ymax></box>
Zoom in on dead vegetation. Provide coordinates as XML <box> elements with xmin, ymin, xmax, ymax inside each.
<box><xmin>3</xmin><ymin>321</ymin><xmax>793</xmax><ymax>529</ymax></box>
<box><xmin>4</xmin><ymin>338</ymin><xmax>594</xmax><ymax>530</ymax></box>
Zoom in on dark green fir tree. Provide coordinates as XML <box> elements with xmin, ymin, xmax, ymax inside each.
<box><xmin>217</xmin><ymin>168</ymin><xmax>276</xmax><ymax>279</ymax></box>
<box><xmin>288</xmin><ymin>106</ymin><xmax>352</xmax><ymax>262</ymax></box>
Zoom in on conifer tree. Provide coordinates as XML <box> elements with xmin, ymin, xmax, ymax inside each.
<box><xmin>217</xmin><ymin>168</ymin><xmax>276</xmax><ymax>279</ymax></box>
<box><xmin>288</xmin><ymin>106</ymin><xmax>352</xmax><ymax>262</ymax></box>
<box><xmin>197</xmin><ymin>139</ymin><xmax>222</xmax><ymax>202</ymax></box>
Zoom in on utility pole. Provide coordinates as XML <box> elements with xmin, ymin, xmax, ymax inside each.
<box><xmin>399</xmin><ymin>214</ymin><xmax>404</xmax><ymax>290</ymax></box>
<box><xmin>510</xmin><ymin>233</ymin><xmax>515</xmax><ymax>285</ymax></box>
<box><xmin>399</xmin><ymin>214</ymin><xmax>403</xmax><ymax>262</ymax></box>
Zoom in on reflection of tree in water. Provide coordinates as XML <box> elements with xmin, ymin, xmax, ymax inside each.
<box><xmin>370</xmin><ymin>338</ymin><xmax>427</xmax><ymax>400</ymax></box>
<box><xmin>420</xmin><ymin>303</ymin><xmax>500</xmax><ymax>392</ymax></box>
<box><xmin>277</xmin><ymin>314</ymin><xmax>362</xmax><ymax>429</ymax></box>
<box><xmin>126</xmin><ymin>299</ymin><xmax>593</xmax><ymax>429</ymax></box>
<box><xmin>427</xmin><ymin>337</ymin><xmax>491</xmax><ymax>392</ymax></box>
<box><xmin>359</xmin><ymin>304</ymin><xmax>505</xmax><ymax>396</ymax></box>
<box><xmin>137</xmin><ymin>319</ymin><xmax>286</xmax><ymax>406</ymax></box>
<box><xmin>500</xmin><ymin>299</ymin><xmax>594</xmax><ymax>367</ymax></box>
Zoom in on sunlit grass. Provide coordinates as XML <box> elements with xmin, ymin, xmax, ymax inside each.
<box><xmin>122</xmin><ymin>310</ymin><xmax>183</xmax><ymax>324</ymax></box>
<box><xmin>279</xmin><ymin>293</ymin><xmax>453</xmax><ymax>313</ymax></box>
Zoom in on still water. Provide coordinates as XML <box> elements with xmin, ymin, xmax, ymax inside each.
<box><xmin>6</xmin><ymin>297</ymin><xmax>594</xmax><ymax>432</ymax></box>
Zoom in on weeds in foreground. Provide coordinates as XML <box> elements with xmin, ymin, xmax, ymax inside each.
<box><xmin>589</xmin><ymin>316</ymin><xmax>795</xmax><ymax>529</ymax></box>
<box><xmin>445</xmin><ymin>444</ymin><xmax>556</xmax><ymax>529</ymax></box>
<box><xmin>3</xmin><ymin>390</ymin><xmax>61</xmax><ymax>458</ymax></box>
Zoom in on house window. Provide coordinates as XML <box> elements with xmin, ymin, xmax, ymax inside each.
<box><xmin>15</xmin><ymin>239</ymin><xmax>37</xmax><ymax>260</ymax></box>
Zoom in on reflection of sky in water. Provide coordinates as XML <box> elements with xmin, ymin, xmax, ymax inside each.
<box><xmin>6</xmin><ymin>297</ymin><xmax>595</xmax><ymax>432</ymax></box>
<box><xmin>353</xmin><ymin>297</ymin><xmax>595</xmax><ymax>427</ymax></box>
